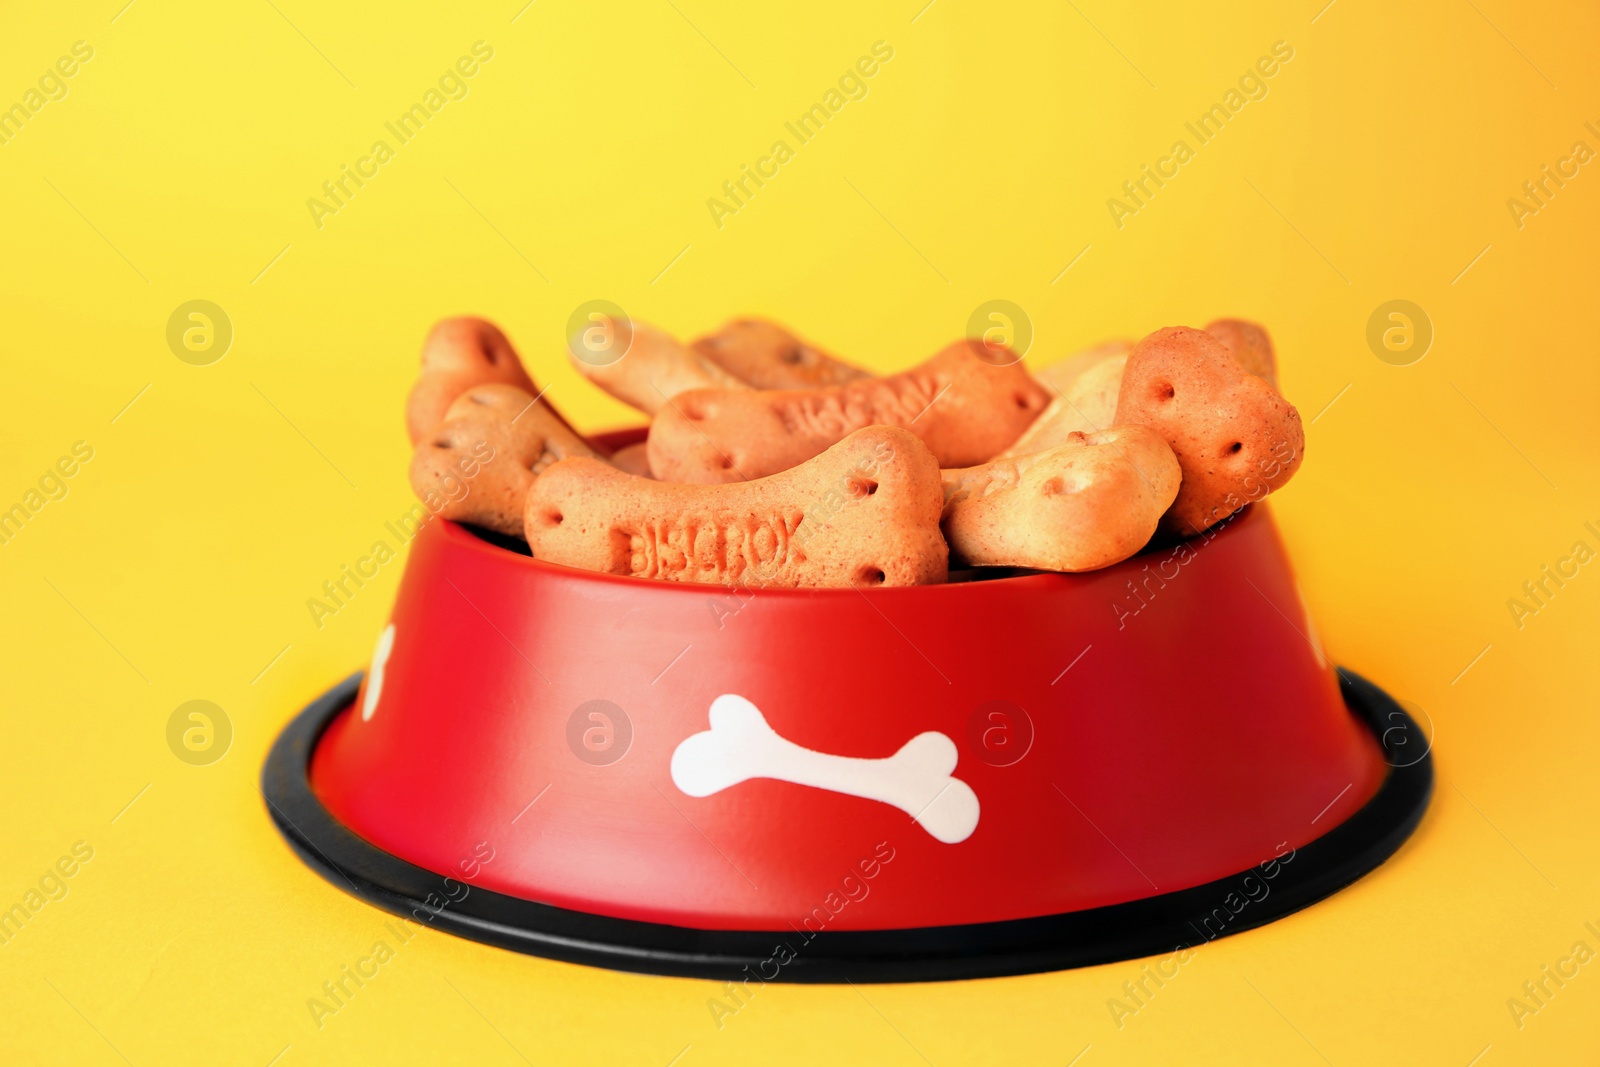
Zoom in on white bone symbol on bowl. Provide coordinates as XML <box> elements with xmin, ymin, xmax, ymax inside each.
<box><xmin>670</xmin><ymin>695</ymin><xmax>980</xmax><ymax>844</ymax></box>
<box><xmin>361</xmin><ymin>623</ymin><xmax>396</xmax><ymax>722</ymax></box>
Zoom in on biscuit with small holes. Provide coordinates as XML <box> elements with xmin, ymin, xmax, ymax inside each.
<box><xmin>648</xmin><ymin>340</ymin><xmax>1050</xmax><ymax>484</ymax></box>
<box><xmin>410</xmin><ymin>384</ymin><xmax>604</xmax><ymax>536</ymax></box>
<box><xmin>943</xmin><ymin>426</ymin><xmax>1179</xmax><ymax>571</ymax></box>
<box><xmin>691</xmin><ymin>318</ymin><xmax>867</xmax><ymax>389</ymax></box>
<box><xmin>1005</xmin><ymin>340</ymin><xmax>1132</xmax><ymax>457</ymax></box>
<box><xmin>524</xmin><ymin>426</ymin><xmax>947</xmax><ymax>587</ymax></box>
<box><xmin>406</xmin><ymin>317</ymin><xmax>539</xmax><ymax>445</ymax></box>
<box><xmin>1114</xmin><ymin>326</ymin><xmax>1303</xmax><ymax>537</ymax></box>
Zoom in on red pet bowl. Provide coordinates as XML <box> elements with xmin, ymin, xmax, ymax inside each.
<box><xmin>264</xmin><ymin>445</ymin><xmax>1430</xmax><ymax>982</ymax></box>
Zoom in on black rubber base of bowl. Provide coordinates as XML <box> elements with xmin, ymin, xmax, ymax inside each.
<box><xmin>262</xmin><ymin>669</ymin><xmax>1432</xmax><ymax>983</ymax></box>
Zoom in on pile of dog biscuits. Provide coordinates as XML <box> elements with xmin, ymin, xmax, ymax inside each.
<box><xmin>406</xmin><ymin>314</ymin><xmax>1304</xmax><ymax>588</ymax></box>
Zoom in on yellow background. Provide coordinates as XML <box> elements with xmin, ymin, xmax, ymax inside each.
<box><xmin>2</xmin><ymin>0</ymin><xmax>1597</xmax><ymax>1063</ymax></box>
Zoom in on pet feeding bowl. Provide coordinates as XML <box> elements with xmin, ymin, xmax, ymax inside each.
<box><xmin>263</xmin><ymin>435</ymin><xmax>1430</xmax><ymax>983</ymax></box>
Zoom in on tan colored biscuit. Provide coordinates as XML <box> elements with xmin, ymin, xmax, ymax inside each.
<box><xmin>691</xmin><ymin>318</ymin><xmax>868</xmax><ymax>389</ymax></box>
<box><xmin>524</xmin><ymin>426</ymin><xmax>947</xmax><ymax>588</ymax></box>
<box><xmin>943</xmin><ymin>426</ymin><xmax>1179</xmax><ymax>571</ymax></box>
<box><xmin>1004</xmin><ymin>342</ymin><xmax>1131</xmax><ymax>458</ymax></box>
<box><xmin>1114</xmin><ymin>326</ymin><xmax>1304</xmax><ymax>538</ymax></box>
<box><xmin>647</xmin><ymin>340</ymin><xmax>1050</xmax><ymax>484</ymax></box>
<box><xmin>410</xmin><ymin>384</ymin><xmax>605</xmax><ymax>536</ymax></box>
<box><xmin>568</xmin><ymin>318</ymin><xmax>747</xmax><ymax>415</ymax></box>
<box><xmin>406</xmin><ymin>317</ymin><xmax>538</xmax><ymax>444</ymax></box>
<box><xmin>1032</xmin><ymin>338</ymin><xmax>1134</xmax><ymax>395</ymax></box>
<box><xmin>609</xmin><ymin>442</ymin><xmax>654</xmax><ymax>478</ymax></box>
<box><xmin>1009</xmin><ymin>323</ymin><xmax>1277</xmax><ymax>458</ymax></box>
<box><xmin>1205</xmin><ymin>318</ymin><xmax>1278</xmax><ymax>388</ymax></box>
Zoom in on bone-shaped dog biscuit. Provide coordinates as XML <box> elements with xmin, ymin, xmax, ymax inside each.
<box><xmin>568</xmin><ymin>318</ymin><xmax>748</xmax><ymax>416</ymax></box>
<box><xmin>1010</xmin><ymin>321</ymin><xmax>1278</xmax><ymax>460</ymax></box>
<box><xmin>671</xmin><ymin>695</ymin><xmax>980</xmax><ymax>844</ymax></box>
<box><xmin>1032</xmin><ymin>338</ymin><xmax>1134</xmax><ymax>396</ymax></box>
<box><xmin>691</xmin><ymin>318</ymin><xmax>868</xmax><ymax>390</ymax></box>
<box><xmin>406</xmin><ymin>317</ymin><xmax>539</xmax><ymax>444</ymax></box>
<box><xmin>1115</xmin><ymin>326</ymin><xmax>1304</xmax><ymax>537</ymax></box>
<box><xmin>943</xmin><ymin>426</ymin><xmax>1180</xmax><ymax>571</ymax></box>
<box><xmin>1005</xmin><ymin>340</ymin><xmax>1132</xmax><ymax>458</ymax></box>
<box><xmin>523</xmin><ymin>426</ymin><xmax>947</xmax><ymax>587</ymax></box>
<box><xmin>647</xmin><ymin>340</ymin><xmax>1050</xmax><ymax>484</ymax></box>
<box><xmin>411</xmin><ymin>383</ymin><xmax>605</xmax><ymax>536</ymax></box>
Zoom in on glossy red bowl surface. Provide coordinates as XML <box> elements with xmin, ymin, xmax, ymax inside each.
<box><xmin>306</xmin><ymin>499</ymin><xmax>1388</xmax><ymax>934</ymax></box>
